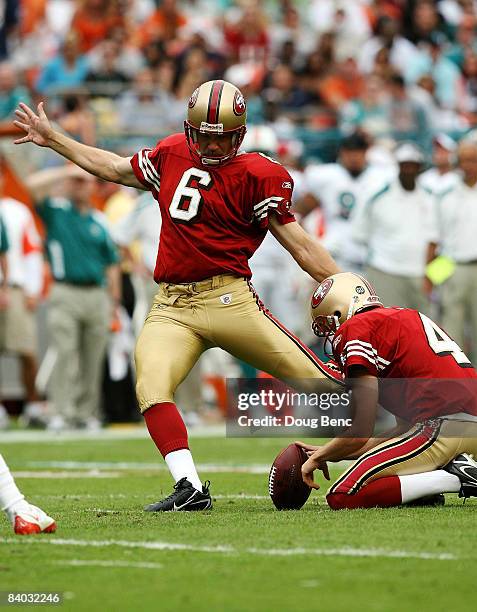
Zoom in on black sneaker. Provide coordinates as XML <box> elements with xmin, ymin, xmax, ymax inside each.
<box><xmin>144</xmin><ymin>477</ymin><xmax>212</xmax><ymax>512</ymax></box>
<box><xmin>404</xmin><ymin>494</ymin><xmax>445</xmax><ymax>507</ymax></box>
<box><xmin>443</xmin><ymin>453</ymin><xmax>477</xmax><ymax>498</ymax></box>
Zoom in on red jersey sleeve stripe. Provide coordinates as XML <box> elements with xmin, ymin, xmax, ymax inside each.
<box><xmin>138</xmin><ymin>150</ymin><xmax>160</xmax><ymax>191</ymax></box>
<box><xmin>130</xmin><ymin>154</ymin><xmax>149</xmax><ymax>189</ymax></box>
<box><xmin>344</xmin><ymin>340</ymin><xmax>391</xmax><ymax>366</ymax></box>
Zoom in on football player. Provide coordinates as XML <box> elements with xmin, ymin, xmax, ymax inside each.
<box><xmin>0</xmin><ymin>453</ymin><xmax>56</xmax><ymax>534</ymax></box>
<box><xmin>299</xmin><ymin>272</ymin><xmax>477</xmax><ymax>509</ymax></box>
<box><xmin>14</xmin><ymin>81</ymin><xmax>342</xmax><ymax>511</ymax></box>
<box><xmin>301</xmin><ymin>132</ymin><xmax>389</xmax><ymax>273</ymax></box>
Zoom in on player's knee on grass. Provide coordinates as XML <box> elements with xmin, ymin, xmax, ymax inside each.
<box><xmin>326</xmin><ymin>493</ymin><xmax>353</xmax><ymax>510</ymax></box>
<box><xmin>326</xmin><ymin>476</ymin><xmax>402</xmax><ymax>510</ymax></box>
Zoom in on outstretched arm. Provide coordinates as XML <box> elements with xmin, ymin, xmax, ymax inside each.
<box><xmin>14</xmin><ymin>102</ymin><xmax>146</xmax><ymax>190</ymax></box>
<box><xmin>269</xmin><ymin>216</ymin><xmax>340</xmax><ymax>282</ymax></box>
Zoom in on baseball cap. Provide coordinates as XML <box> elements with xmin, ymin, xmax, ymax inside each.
<box><xmin>433</xmin><ymin>133</ymin><xmax>457</xmax><ymax>152</ymax></box>
<box><xmin>395</xmin><ymin>142</ymin><xmax>425</xmax><ymax>163</ymax></box>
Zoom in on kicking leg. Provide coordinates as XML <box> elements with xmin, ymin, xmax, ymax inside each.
<box><xmin>209</xmin><ymin>278</ymin><xmax>342</xmax><ymax>389</ymax></box>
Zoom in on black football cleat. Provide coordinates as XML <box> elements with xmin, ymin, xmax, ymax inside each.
<box><xmin>404</xmin><ymin>494</ymin><xmax>445</xmax><ymax>507</ymax></box>
<box><xmin>144</xmin><ymin>477</ymin><xmax>212</xmax><ymax>512</ymax></box>
<box><xmin>443</xmin><ymin>453</ymin><xmax>477</xmax><ymax>498</ymax></box>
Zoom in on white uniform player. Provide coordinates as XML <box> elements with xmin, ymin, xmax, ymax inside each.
<box><xmin>427</xmin><ymin>139</ymin><xmax>477</xmax><ymax>361</ymax></box>
<box><xmin>419</xmin><ymin>134</ymin><xmax>459</xmax><ymax>196</ymax></box>
<box><xmin>304</xmin><ymin>134</ymin><xmax>389</xmax><ymax>272</ymax></box>
<box><xmin>245</xmin><ymin>126</ymin><xmax>308</xmax><ymax>332</ymax></box>
<box><xmin>352</xmin><ymin>143</ymin><xmax>434</xmax><ymax>312</ymax></box>
<box><xmin>111</xmin><ymin>191</ymin><xmax>161</xmax><ymax>325</ymax></box>
<box><xmin>0</xmin><ymin>196</ymin><xmax>44</xmax><ymax>426</ymax></box>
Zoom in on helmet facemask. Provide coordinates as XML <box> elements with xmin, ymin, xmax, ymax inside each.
<box><xmin>184</xmin><ymin>121</ymin><xmax>246</xmax><ymax>166</ymax></box>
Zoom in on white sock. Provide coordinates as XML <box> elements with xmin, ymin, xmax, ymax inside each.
<box><xmin>0</xmin><ymin>454</ymin><xmax>29</xmax><ymax>522</ymax></box>
<box><xmin>399</xmin><ymin>470</ymin><xmax>461</xmax><ymax>503</ymax></box>
<box><xmin>165</xmin><ymin>449</ymin><xmax>203</xmax><ymax>491</ymax></box>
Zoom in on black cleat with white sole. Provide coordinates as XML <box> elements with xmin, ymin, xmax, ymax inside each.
<box><xmin>444</xmin><ymin>453</ymin><xmax>477</xmax><ymax>498</ymax></box>
<box><xmin>144</xmin><ymin>477</ymin><xmax>212</xmax><ymax>512</ymax></box>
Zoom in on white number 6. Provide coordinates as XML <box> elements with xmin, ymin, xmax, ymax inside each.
<box><xmin>169</xmin><ymin>168</ymin><xmax>212</xmax><ymax>222</ymax></box>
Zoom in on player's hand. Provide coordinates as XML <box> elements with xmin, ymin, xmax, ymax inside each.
<box><xmin>301</xmin><ymin>451</ymin><xmax>330</xmax><ymax>490</ymax></box>
<box><xmin>295</xmin><ymin>440</ymin><xmax>321</xmax><ymax>457</ymax></box>
<box><xmin>13</xmin><ymin>102</ymin><xmax>53</xmax><ymax>147</ymax></box>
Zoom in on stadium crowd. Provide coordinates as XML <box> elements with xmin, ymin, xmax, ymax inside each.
<box><xmin>1</xmin><ymin>0</ymin><xmax>477</xmax><ymax>429</ymax></box>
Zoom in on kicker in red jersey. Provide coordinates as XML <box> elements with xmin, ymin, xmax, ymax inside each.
<box><xmin>130</xmin><ymin>133</ymin><xmax>295</xmax><ymax>283</ymax></box>
<box><xmin>332</xmin><ymin>307</ymin><xmax>477</xmax><ymax>424</ymax></box>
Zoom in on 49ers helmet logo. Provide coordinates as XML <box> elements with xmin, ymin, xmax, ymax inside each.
<box><xmin>188</xmin><ymin>87</ymin><xmax>199</xmax><ymax>109</ymax></box>
<box><xmin>233</xmin><ymin>91</ymin><xmax>246</xmax><ymax>116</ymax></box>
<box><xmin>312</xmin><ymin>278</ymin><xmax>334</xmax><ymax>308</ymax></box>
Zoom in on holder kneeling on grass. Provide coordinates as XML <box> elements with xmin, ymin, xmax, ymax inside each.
<box><xmin>270</xmin><ymin>272</ymin><xmax>477</xmax><ymax>511</ymax></box>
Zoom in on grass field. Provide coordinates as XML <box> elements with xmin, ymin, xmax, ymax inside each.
<box><xmin>0</xmin><ymin>427</ymin><xmax>475</xmax><ymax>612</ymax></box>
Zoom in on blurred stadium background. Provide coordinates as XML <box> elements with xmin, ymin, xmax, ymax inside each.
<box><xmin>1</xmin><ymin>0</ymin><xmax>477</xmax><ymax>431</ymax></box>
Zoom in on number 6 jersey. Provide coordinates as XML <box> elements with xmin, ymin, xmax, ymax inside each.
<box><xmin>130</xmin><ymin>133</ymin><xmax>295</xmax><ymax>283</ymax></box>
<box><xmin>332</xmin><ymin>307</ymin><xmax>477</xmax><ymax>424</ymax></box>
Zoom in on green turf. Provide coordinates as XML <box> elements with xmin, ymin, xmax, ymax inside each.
<box><xmin>0</xmin><ymin>434</ymin><xmax>474</xmax><ymax>612</ymax></box>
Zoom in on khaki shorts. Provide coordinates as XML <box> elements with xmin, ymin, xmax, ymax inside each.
<box><xmin>135</xmin><ymin>274</ymin><xmax>339</xmax><ymax>412</ymax></box>
<box><xmin>0</xmin><ymin>287</ymin><xmax>37</xmax><ymax>356</ymax></box>
<box><xmin>328</xmin><ymin>419</ymin><xmax>477</xmax><ymax>496</ymax></box>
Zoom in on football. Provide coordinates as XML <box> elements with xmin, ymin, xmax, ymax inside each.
<box><xmin>269</xmin><ymin>443</ymin><xmax>312</xmax><ymax>510</ymax></box>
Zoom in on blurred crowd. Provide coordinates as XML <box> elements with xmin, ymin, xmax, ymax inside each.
<box><xmin>1</xmin><ymin>0</ymin><xmax>477</xmax><ymax>430</ymax></box>
<box><xmin>3</xmin><ymin>1</ymin><xmax>477</xmax><ymax>146</ymax></box>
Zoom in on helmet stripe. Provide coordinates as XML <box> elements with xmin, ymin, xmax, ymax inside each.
<box><xmin>207</xmin><ymin>80</ymin><xmax>225</xmax><ymax>124</ymax></box>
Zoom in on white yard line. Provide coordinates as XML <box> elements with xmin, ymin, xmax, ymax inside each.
<box><xmin>54</xmin><ymin>560</ymin><xmax>163</xmax><ymax>570</ymax></box>
<box><xmin>21</xmin><ymin>461</ymin><xmax>273</xmax><ymax>474</ymax></box>
<box><xmin>34</xmin><ymin>494</ymin><xmax>269</xmax><ymax>502</ymax></box>
<box><xmin>12</xmin><ymin>471</ymin><xmax>120</xmax><ymax>479</ymax></box>
<box><xmin>0</xmin><ymin>537</ymin><xmax>456</xmax><ymax>561</ymax></box>
<box><xmin>0</xmin><ymin>425</ymin><xmax>225</xmax><ymax>443</ymax></box>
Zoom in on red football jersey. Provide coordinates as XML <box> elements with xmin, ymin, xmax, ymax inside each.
<box><xmin>333</xmin><ymin>307</ymin><xmax>477</xmax><ymax>423</ymax></box>
<box><xmin>130</xmin><ymin>133</ymin><xmax>295</xmax><ymax>283</ymax></box>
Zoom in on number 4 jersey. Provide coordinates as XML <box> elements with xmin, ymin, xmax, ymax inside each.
<box><xmin>332</xmin><ymin>307</ymin><xmax>477</xmax><ymax>423</ymax></box>
<box><xmin>130</xmin><ymin>133</ymin><xmax>295</xmax><ymax>283</ymax></box>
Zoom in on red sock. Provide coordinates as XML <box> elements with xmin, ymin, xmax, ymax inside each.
<box><xmin>327</xmin><ymin>476</ymin><xmax>402</xmax><ymax>510</ymax></box>
<box><xmin>143</xmin><ymin>402</ymin><xmax>189</xmax><ymax>458</ymax></box>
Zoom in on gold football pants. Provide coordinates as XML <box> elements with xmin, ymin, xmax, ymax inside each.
<box><xmin>328</xmin><ymin>419</ymin><xmax>477</xmax><ymax>495</ymax></box>
<box><xmin>135</xmin><ymin>274</ymin><xmax>338</xmax><ymax>412</ymax></box>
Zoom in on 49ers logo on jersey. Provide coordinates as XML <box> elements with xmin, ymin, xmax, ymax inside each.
<box><xmin>276</xmin><ymin>199</ymin><xmax>292</xmax><ymax>215</ymax></box>
<box><xmin>188</xmin><ymin>87</ymin><xmax>200</xmax><ymax>109</ymax></box>
<box><xmin>312</xmin><ymin>278</ymin><xmax>334</xmax><ymax>308</ymax></box>
<box><xmin>233</xmin><ymin>91</ymin><xmax>246</xmax><ymax>116</ymax></box>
